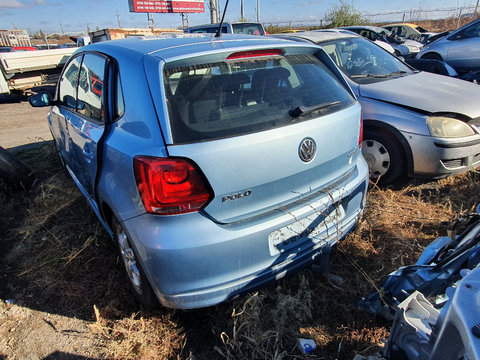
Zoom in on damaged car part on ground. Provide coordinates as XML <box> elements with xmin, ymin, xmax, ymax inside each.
<box><xmin>359</xmin><ymin>208</ymin><xmax>480</xmax><ymax>359</ymax></box>
<box><xmin>273</xmin><ymin>30</ymin><xmax>480</xmax><ymax>184</ymax></box>
<box><xmin>384</xmin><ymin>268</ymin><xmax>480</xmax><ymax>360</ymax></box>
<box><xmin>28</xmin><ymin>34</ymin><xmax>368</xmax><ymax>309</ymax></box>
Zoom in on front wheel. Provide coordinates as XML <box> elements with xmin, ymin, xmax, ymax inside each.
<box><xmin>362</xmin><ymin>131</ymin><xmax>406</xmax><ymax>184</ymax></box>
<box><xmin>112</xmin><ymin>217</ymin><xmax>158</xmax><ymax>308</ymax></box>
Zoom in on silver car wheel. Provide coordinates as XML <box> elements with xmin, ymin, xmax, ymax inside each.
<box><xmin>362</xmin><ymin>139</ymin><xmax>390</xmax><ymax>178</ymax></box>
<box><xmin>117</xmin><ymin>230</ymin><xmax>142</xmax><ymax>295</ymax></box>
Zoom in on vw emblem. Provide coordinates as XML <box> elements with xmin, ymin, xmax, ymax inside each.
<box><xmin>299</xmin><ymin>137</ymin><xmax>316</xmax><ymax>163</ymax></box>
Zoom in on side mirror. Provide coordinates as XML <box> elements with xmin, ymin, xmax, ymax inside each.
<box><xmin>76</xmin><ymin>99</ymin><xmax>86</xmax><ymax>111</ymax></box>
<box><xmin>28</xmin><ymin>92</ymin><xmax>52</xmax><ymax>107</ymax></box>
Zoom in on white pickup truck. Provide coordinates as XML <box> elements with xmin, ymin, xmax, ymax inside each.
<box><xmin>0</xmin><ymin>48</ymin><xmax>76</xmax><ymax>94</ymax></box>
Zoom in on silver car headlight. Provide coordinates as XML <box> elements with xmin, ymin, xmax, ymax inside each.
<box><xmin>407</xmin><ymin>45</ymin><xmax>419</xmax><ymax>52</ymax></box>
<box><xmin>427</xmin><ymin>116</ymin><xmax>476</xmax><ymax>138</ymax></box>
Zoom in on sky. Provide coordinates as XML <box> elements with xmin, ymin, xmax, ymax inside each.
<box><xmin>0</xmin><ymin>0</ymin><xmax>476</xmax><ymax>35</ymax></box>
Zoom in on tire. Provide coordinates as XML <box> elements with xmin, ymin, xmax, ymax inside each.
<box><xmin>362</xmin><ymin>130</ymin><xmax>406</xmax><ymax>184</ymax></box>
<box><xmin>421</xmin><ymin>52</ymin><xmax>442</xmax><ymax>61</ymax></box>
<box><xmin>112</xmin><ymin>217</ymin><xmax>158</xmax><ymax>308</ymax></box>
<box><xmin>0</xmin><ymin>146</ymin><xmax>35</xmax><ymax>194</ymax></box>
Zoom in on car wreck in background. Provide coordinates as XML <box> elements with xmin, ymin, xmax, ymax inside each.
<box><xmin>360</xmin><ymin>208</ymin><xmax>480</xmax><ymax>359</ymax></box>
<box><xmin>273</xmin><ymin>30</ymin><xmax>480</xmax><ymax>183</ymax></box>
<box><xmin>383</xmin><ymin>23</ymin><xmax>439</xmax><ymax>44</ymax></box>
<box><xmin>416</xmin><ymin>18</ymin><xmax>480</xmax><ymax>76</ymax></box>
<box><xmin>341</xmin><ymin>25</ymin><xmax>423</xmax><ymax>58</ymax></box>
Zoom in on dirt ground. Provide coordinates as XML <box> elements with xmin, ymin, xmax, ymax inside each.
<box><xmin>0</xmin><ymin>88</ymin><xmax>53</xmax><ymax>150</ymax></box>
<box><xmin>0</xmin><ymin>91</ymin><xmax>104</xmax><ymax>359</ymax></box>
<box><xmin>1</xmin><ymin>89</ymin><xmax>479</xmax><ymax>360</ymax></box>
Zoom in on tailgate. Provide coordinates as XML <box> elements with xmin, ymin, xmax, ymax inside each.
<box><xmin>167</xmin><ymin>103</ymin><xmax>361</xmax><ymax>224</ymax></box>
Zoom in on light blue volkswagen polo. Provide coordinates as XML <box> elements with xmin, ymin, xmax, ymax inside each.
<box><xmin>29</xmin><ymin>34</ymin><xmax>368</xmax><ymax>309</ymax></box>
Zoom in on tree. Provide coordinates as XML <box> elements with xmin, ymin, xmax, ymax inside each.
<box><xmin>324</xmin><ymin>0</ymin><xmax>368</xmax><ymax>28</ymax></box>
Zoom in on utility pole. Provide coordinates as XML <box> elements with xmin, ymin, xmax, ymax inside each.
<box><xmin>475</xmin><ymin>0</ymin><xmax>479</xmax><ymax>17</ymax></box>
<box><xmin>217</xmin><ymin>0</ymin><xmax>221</xmax><ymax>23</ymax></box>
<box><xmin>209</xmin><ymin>0</ymin><xmax>217</xmax><ymax>24</ymax></box>
<box><xmin>180</xmin><ymin>13</ymin><xmax>190</xmax><ymax>28</ymax></box>
<box><xmin>59</xmin><ymin>21</ymin><xmax>64</xmax><ymax>35</ymax></box>
<box><xmin>257</xmin><ymin>0</ymin><xmax>260</xmax><ymax>22</ymax></box>
<box><xmin>147</xmin><ymin>13</ymin><xmax>155</xmax><ymax>29</ymax></box>
<box><xmin>241</xmin><ymin>0</ymin><xmax>244</xmax><ymax>20</ymax></box>
<box><xmin>116</xmin><ymin>10</ymin><xmax>122</xmax><ymax>28</ymax></box>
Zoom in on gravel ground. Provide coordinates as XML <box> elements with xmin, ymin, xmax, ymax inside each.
<box><xmin>0</xmin><ymin>88</ymin><xmax>53</xmax><ymax>150</ymax></box>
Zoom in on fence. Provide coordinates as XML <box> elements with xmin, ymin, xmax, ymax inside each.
<box><xmin>264</xmin><ymin>4</ymin><xmax>479</xmax><ymax>30</ymax></box>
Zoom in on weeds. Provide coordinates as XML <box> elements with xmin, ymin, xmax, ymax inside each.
<box><xmin>91</xmin><ymin>305</ymin><xmax>185</xmax><ymax>360</ymax></box>
<box><xmin>2</xmin><ymin>143</ymin><xmax>480</xmax><ymax>359</ymax></box>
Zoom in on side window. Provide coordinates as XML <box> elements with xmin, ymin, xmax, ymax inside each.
<box><xmin>58</xmin><ymin>56</ymin><xmax>82</xmax><ymax>109</ymax></box>
<box><xmin>77</xmin><ymin>53</ymin><xmax>106</xmax><ymax>123</ymax></box>
<box><xmin>463</xmin><ymin>22</ymin><xmax>480</xmax><ymax>38</ymax></box>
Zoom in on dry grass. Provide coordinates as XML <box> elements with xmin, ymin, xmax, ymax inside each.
<box><xmin>91</xmin><ymin>305</ymin><xmax>186</xmax><ymax>360</ymax></box>
<box><xmin>2</xmin><ymin>143</ymin><xmax>480</xmax><ymax>359</ymax></box>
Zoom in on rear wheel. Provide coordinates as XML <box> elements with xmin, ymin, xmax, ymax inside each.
<box><xmin>112</xmin><ymin>217</ymin><xmax>158</xmax><ymax>308</ymax></box>
<box><xmin>362</xmin><ymin>130</ymin><xmax>405</xmax><ymax>184</ymax></box>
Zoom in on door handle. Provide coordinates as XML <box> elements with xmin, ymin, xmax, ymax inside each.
<box><xmin>82</xmin><ymin>147</ymin><xmax>94</xmax><ymax>162</ymax></box>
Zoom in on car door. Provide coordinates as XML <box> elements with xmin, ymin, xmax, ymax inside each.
<box><xmin>446</xmin><ymin>21</ymin><xmax>480</xmax><ymax>72</ymax></box>
<box><xmin>49</xmin><ymin>55</ymin><xmax>83</xmax><ymax>171</ymax></box>
<box><xmin>65</xmin><ymin>52</ymin><xmax>107</xmax><ymax>199</ymax></box>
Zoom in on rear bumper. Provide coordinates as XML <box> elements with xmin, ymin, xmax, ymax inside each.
<box><xmin>123</xmin><ymin>157</ymin><xmax>368</xmax><ymax>309</ymax></box>
<box><xmin>402</xmin><ymin>131</ymin><xmax>480</xmax><ymax>177</ymax></box>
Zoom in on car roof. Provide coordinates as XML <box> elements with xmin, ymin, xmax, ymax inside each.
<box><xmin>79</xmin><ymin>34</ymin><xmax>308</xmax><ymax>61</ymax></box>
<box><xmin>273</xmin><ymin>29</ymin><xmax>359</xmax><ymax>43</ymax></box>
<box><xmin>341</xmin><ymin>25</ymin><xmax>387</xmax><ymax>33</ymax></box>
<box><xmin>385</xmin><ymin>23</ymin><xmax>419</xmax><ymax>28</ymax></box>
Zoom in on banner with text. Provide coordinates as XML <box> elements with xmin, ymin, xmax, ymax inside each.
<box><xmin>128</xmin><ymin>0</ymin><xmax>204</xmax><ymax>13</ymax></box>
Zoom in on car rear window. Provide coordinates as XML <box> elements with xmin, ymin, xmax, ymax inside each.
<box><xmin>163</xmin><ymin>52</ymin><xmax>355</xmax><ymax>144</ymax></box>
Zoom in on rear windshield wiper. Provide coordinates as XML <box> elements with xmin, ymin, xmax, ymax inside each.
<box><xmin>289</xmin><ymin>101</ymin><xmax>341</xmax><ymax>118</ymax></box>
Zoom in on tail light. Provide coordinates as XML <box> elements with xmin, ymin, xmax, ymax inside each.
<box><xmin>359</xmin><ymin>114</ymin><xmax>363</xmax><ymax>148</ymax></box>
<box><xmin>133</xmin><ymin>156</ymin><xmax>213</xmax><ymax>215</ymax></box>
<box><xmin>226</xmin><ymin>49</ymin><xmax>283</xmax><ymax>60</ymax></box>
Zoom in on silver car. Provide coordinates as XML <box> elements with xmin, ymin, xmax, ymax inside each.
<box><xmin>416</xmin><ymin>18</ymin><xmax>480</xmax><ymax>74</ymax></box>
<box><xmin>274</xmin><ymin>30</ymin><xmax>480</xmax><ymax>183</ymax></box>
<box><xmin>341</xmin><ymin>25</ymin><xmax>423</xmax><ymax>57</ymax></box>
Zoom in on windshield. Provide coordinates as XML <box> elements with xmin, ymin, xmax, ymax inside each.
<box><xmin>164</xmin><ymin>53</ymin><xmax>355</xmax><ymax>143</ymax></box>
<box><xmin>232</xmin><ymin>23</ymin><xmax>265</xmax><ymax>35</ymax></box>
<box><xmin>319</xmin><ymin>37</ymin><xmax>413</xmax><ymax>84</ymax></box>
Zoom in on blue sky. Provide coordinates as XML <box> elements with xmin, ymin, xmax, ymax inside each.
<box><xmin>0</xmin><ymin>0</ymin><xmax>475</xmax><ymax>35</ymax></box>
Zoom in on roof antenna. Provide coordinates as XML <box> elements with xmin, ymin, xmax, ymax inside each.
<box><xmin>214</xmin><ymin>0</ymin><xmax>230</xmax><ymax>38</ymax></box>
